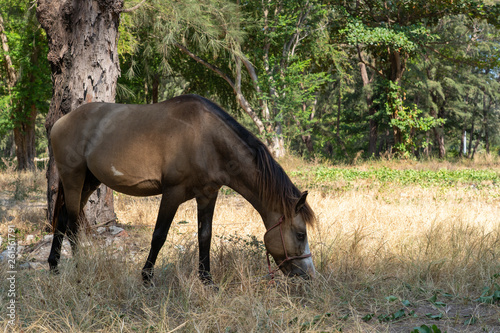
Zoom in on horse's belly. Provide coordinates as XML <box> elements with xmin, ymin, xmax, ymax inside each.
<box><xmin>109</xmin><ymin>180</ymin><xmax>162</xmax><ymax>197</ymax></box>
<box><xmin>89</xmin><ymin>163</ymin><xmax>163</xmax><ymax>196</ymax></box>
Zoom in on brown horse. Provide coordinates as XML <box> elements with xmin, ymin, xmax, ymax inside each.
<box><xmin>48</xmin><ymin>94</ymin><xmax>315</xmax><ymax>283</ymax></box>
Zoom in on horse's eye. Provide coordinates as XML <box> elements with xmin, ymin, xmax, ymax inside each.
<box><xmin>296</xmin><ymin>232</ymin><xmax>306</xmax><ymax>242</ymax></box>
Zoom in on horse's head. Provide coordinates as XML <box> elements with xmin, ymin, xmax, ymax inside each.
<box><xmin>263</xmin><ymin>191</ymin><xmax>315</xmax><ymax>279</ymax></box>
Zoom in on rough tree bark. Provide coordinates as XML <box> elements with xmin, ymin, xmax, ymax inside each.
<box><xmin>37</xmin><ymin>0</ymin><xmax>123</xmax><ymax>227</ymax></box>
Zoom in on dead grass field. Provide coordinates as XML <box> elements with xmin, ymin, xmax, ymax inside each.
<box><xmin>0</xmin><ymin>157</ymin><xmax>499</xmax><ymax>332</ymax></box>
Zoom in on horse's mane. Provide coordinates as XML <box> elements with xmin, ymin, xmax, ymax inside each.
<box><xmin>196</xmin><ymin>95</ymin><xmax>315</xmax><ymax>226</ymax></box>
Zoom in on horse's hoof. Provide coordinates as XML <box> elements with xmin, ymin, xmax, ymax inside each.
<box><xmin>205</xmin><ymin>282</ymin><xmax>219</xmax><ymax>292</ymax></box>
<box><xmin>143</xmin><ymin>280</ymin><xmax>155</xmax><ymax>288</ymax></box>
<box><xmin>49</xmin><ymin>264</ymin><xmax>60</xmax><ymax>274</ymax></box>
<box><xmin>142</xmin><ymin>269</ymin><xmax>154</xmax><ymax>287</ymax></box>
<box><xmin>200</xmin><ymin>276</ymin><xmax>219</xmax><ymax>291</ymax></box>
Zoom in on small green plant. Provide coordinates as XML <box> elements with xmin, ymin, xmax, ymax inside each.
<box><xmin>463</xmin><ymin>315</ymin><xmax>478</xmax><ymax>326</ymax></box>
<box><xmin>475</xmin><ymin>283</ymin><xmax>500</xmax><ymax>304</ymax></box>
<box><xmin>429</xmin><ymin>294</ymin><xmax>447</xmax><ymax>308</ymax></box>
<box><xmin>377</xmin><ymin>309</ymin><xmax>407</xmax><ymax>323</ymax></box>
<box><xmin>425</xmin><ymin>313</ymin><xmax>443</xmax><ymax>320</ymax></box>
<box><xmin>411</xmin><ymin>324</ymin><xmax>443</xmax><ymax>333</ymax></box>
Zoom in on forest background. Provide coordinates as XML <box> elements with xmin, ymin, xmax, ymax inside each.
<box><xmin>1</xmin><ymin>0</ymin><xmax>500</xmax><ymax>169</ymax></box>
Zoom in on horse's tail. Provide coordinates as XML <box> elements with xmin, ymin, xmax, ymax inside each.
<box><xmin>52</xmin><ymin>179</ymin><xmax>65</xmax><ymax>231</ymax></box>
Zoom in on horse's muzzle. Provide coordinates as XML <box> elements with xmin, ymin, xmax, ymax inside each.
<box><xmin>281</xmin><ymin>256</ymin><xmax>316</xmax><ymax>279</ymax></box>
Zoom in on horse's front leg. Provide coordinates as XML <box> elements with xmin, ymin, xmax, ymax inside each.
<box><xmin>196</xmin><ymin>191</ymin><xmax>218</xmax><ymax>284</ymax></box>
<box><xmin>142</xmin><ymin>189</ymin><xmax>183</xmax><ymax>285</ymax></box>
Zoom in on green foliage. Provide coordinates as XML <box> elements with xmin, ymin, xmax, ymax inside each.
<box><xmin>1</xmin><ymin>0</ymin><xmax>498</xmax><ymax>163</ymax></box>
<box><xmin>259</xmin><ymin>58</ymin><xmax>332</xmax><ymax>144</ymax></box>
<box><xmin>385</xmin><ymin>82</ymin><xmax>446</xmax><ymax>157</ymax></box>
<box><xmin>114</xmin><ymin>0</ymin><xmax>500</xmax><ymax>160</ymax></box>
<box><xmin>118</xmin><ymin>0</ymin><xmax>244</xmax><ymax>107</ymax></box>
<box><xmin>329</xmin><ymin>0</ymin><xmax>500</xmax><ymax>159</ymax></box>
<box><xmin>341</xmin><ymin>21</ymin><xmax>436</xmax><ymax>54</ymax></box>
<box><xmin>291</xmin><ymin>166</ymin><xmax>500</xmax><ymax>188</ymax></box>
<box><xmin>0</xmin><ymin>94</ymin><xmax>13</xmax><ymax>135</ymax></box>
<box><xmin>411</xmin><ymin>324</ymin><xmax>442</xmax><ymax>333</ymax></box>
<box><xmin>0</xmin><ymin>1</ymin><xmax>51</xmax><ymax>161</ymax></box>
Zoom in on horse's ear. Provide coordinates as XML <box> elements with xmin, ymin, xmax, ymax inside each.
<box><xmin>295</xmin><ymin>191</ymin><xmax>308</xmax><ymax>215</ymax></box>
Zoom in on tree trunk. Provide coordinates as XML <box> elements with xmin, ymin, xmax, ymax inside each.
<box><xmin>13</xmin><ymin>33</ymin><xmax>43</xmax><ymax>171</ymax></box>
<box><xmin>13</xmin><ymin>104</ymin><xmax>37</xmax><ymax>170</ymax></box>
<box><xmin>298</xmin><ymin>97</ymin><xmax>315</xmax><ymax>154</ymax></box>
<box><xmin>482</xmin><ymin>91</ymin><xmax>491</xmax><ymax>154</ymax></box>
<box><xmin>358</xmin><ymin>62</ymin><xmax>377</xmax><ymax>156</ymax></box>
<box><xmin>0</xmin><ymin>14</ymin><xmax>16</xmax><ymax>88</ymax></box>
<box><xmin>389</xmin><ymin>50</ymin><xmax>406</xmax><ymax>84</ymax></box>
<box><xmin>433</xmin><ymin>128</ymin><xmax>445</xmax><ymax>159</ymax></box>
<box><xmin>270</xmin><ymin>123</ymin><xmax>286</xmax><ymax>158</ymax></box>
<box><xmin>429</xmin><ymin>98</ymin><xmax>446</xmax><ymax>159</ymax></box>
<box><xmin>335</xmin><ymin>86</ymin><xmax>349</xmax><ymax>159</ymax></box>
<box><xmin>152</xmin><ymin>73</ymin><xmax>159</xmax><ymax>104</ymax></box>
<box><xmin>37</xmin><ymin>0</ymin><xmax>123</xmax><ymax>227</ymax></box>
<box><xmin>423</xmin><ymin>131</ymin><xmax>430</xmax><ymax>158</ymax></box>
<box><xmin>388</xmin><ymin>49</ymin><xmax>408</xmax><ymax>154</ymax></box>
<box><xmin>459</xmin><ymin>124</ymin><xmax>467</xmax><ymax>158</ymax></box>
<box><xmin>471</xmin><ymin>133</ymin><xmax>481</xmax><ymax>159</ymax></box>
<box><xmin>467</xmin><ymin>114</ymin><xmax>476</xmax><ymax>158</ymax></box>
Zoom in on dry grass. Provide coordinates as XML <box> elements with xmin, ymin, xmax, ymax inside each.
<box><xmin>1</xmin><ymin>157</ymin><xmax>499</xmax><ymax>332</ymax></box>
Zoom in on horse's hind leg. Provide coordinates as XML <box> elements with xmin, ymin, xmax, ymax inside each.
<box><xmin>67</xmin><ymin>170</ymin><xmax>101</xmax><ymax>251</ymax></box>
<box><xmin>48</xmin><ymin>168</ymin><xmax>95</xmax><ymax>271</ymax></box>
<box><xmin>142</xmin><ymin>189</ymin><xmax>183</xmax><ymax>285</ymax></box>
<box><xmin>47</xmin><ymin>185</ymin><xmax>82</xmax><ymax>271</ymax></box>
<box><xmin>196</xmin><ymin>192</ymin><xmax>218</xmax><ymax>284</ymax></box>
<box><xmin>48</xmin><ymin>202</ymin><xmax>69</xmax><ymax>272</ymax></box>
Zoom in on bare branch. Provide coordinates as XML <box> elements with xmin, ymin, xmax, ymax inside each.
<box><xmin>174</xmin><ymin>42</ymin><xmax>236</xmax><ymax>90</ymax></box>
<box><xmin>357</xmin><ymin>44</ymin><xmax>385</xmax><ymax>79</ymax></box>
<box><xmin>174</xmin><ymin>42</ymin><xmax>267</xmax><ymax>135</ymax></box>
<box><xmin>121</xmin><ymin>0</ymin><xmax>147</xmax><ymax>13</ymax></box>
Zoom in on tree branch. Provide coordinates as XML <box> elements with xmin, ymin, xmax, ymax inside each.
<box><xmin>0</xmin><ymin>14</ymin><xmax>17</xmax><ymax>88</ymax></box>
<box><xmin>423</xmin><ymin>45</ymin><xmax>491</xmax><ymax>68</ymax></box>
<box><xmin>121</xmin><ymin>0</ymin><xmax>147</xmax><ymax>13</ymax></box>
<box><xmin>174</xmin><ymin>42</ymin><xmax>267</xmax><ymax>135</ymax></box>
<box><xmin>174</xmin><ymin>42</ymin><xmax>236</xmax><ymax>90</ymax></box>
<box><xmin>357</xmin><ymin>44</ymin><xmax>385</xmax><ymax>79</ymax></box>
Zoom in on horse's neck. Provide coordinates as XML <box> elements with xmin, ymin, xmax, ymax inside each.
<box><xmin>211</xmin><ymin>118</ymin><xmax>277</xmax><ymax>224</ymax></box>
<box><xmin>224</xmin><ymin>152</ymin><xmax>272</xmax><ymax>223</ymax></box>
